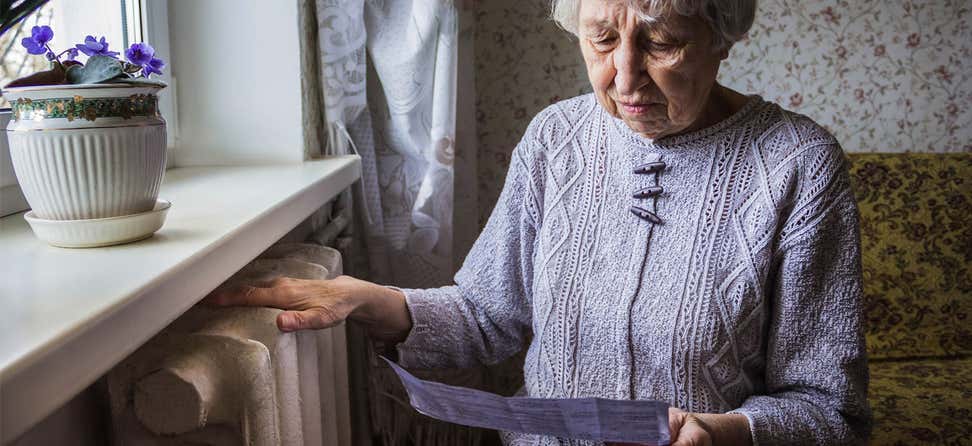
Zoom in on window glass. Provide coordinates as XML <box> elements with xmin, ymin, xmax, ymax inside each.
<box><xmin>1</xmin><ymin>0</ymin><xmax>137</xmax><ymax>108</ymax></box>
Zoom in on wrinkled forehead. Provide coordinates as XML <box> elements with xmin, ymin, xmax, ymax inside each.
<box><xmin>579</xmin><ymin>0</ymin><xmax>697</xmax><ymax>35</ymax></box>
<box><xmin>578</xmin><ymin>0</ymin><xmax>628</xmax><ymax>26</ymax></box>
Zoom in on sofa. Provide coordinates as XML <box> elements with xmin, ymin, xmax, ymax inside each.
<box><xmin>848</xmin><ymin>153</ymin><xmax>971</xmax><ymax>445</ymax></box>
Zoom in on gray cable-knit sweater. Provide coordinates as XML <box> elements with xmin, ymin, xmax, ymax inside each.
<box><xmin>396</xmin><ymin>94</ymin><xmax>871</xmax><ymax>445</ymax></box>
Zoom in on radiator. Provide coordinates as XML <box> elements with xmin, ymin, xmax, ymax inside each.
<box><xmin>107</xmin><ymin>243</ymin><xmax>351</xmax><ymax>446</ymax></box>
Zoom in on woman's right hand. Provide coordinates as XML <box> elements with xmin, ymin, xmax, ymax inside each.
<box><xmin>205</xmin><ymin>275</ymin><xmax>412</xmax><ymax>342</ymax></box>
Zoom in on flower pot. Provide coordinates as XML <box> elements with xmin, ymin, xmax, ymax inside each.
<box><xmin>3</xmin><ymin>83</ymin><xmax>166</xmax><ymax>220</ymax></box>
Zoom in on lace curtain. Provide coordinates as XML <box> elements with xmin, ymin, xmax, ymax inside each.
<box><xmin>308</xmin><ymin>0</ymin><xmax>483</xmax><ymax>444</ymax></box>
<box><xmin>315</xmin><ymin>0</ymin><xmax>476</xmax><ymax>286</ymax></box>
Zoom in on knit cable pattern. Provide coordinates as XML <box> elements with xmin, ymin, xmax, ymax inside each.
<box><xmin>397</xmin><ymin>94</ymin><xmax>871</xmax><ymax>445</ymax></box>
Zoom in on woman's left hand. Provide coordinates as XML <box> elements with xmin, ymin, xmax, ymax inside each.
<box><xmin>667</xmin><ymin>407</ymin><xmax>713</xmax><ymax>446</ymax></box>
<box><xmin>607</xmin><ymin>407</ymin><xmax>750</xmax><ymax>446</ymax></box>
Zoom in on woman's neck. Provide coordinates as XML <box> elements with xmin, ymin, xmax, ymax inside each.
<box><xmin>683</xmin><ymin>84</ymin><xmax>749</xmax><ymax>135</ymax></box>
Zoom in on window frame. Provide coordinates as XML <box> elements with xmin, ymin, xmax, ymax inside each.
<box><xmin>139</xmin><ymin>0</ymin><xmax>178</xmax><ymax>158</ymax></box>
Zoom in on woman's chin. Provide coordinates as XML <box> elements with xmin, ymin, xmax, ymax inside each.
<box><xmin>622</xmin><ymin>119</ymin><xmax>670</xmax><ymax>139</ymax></box>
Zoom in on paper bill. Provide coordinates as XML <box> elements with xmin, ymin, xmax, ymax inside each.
<box><xmin>382</xmin><ymin>357</ymin><xmax>670</xmax><ymax>445</ymax></box>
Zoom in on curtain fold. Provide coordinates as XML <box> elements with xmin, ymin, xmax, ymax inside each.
<box><xmin>310</xmin><ymin>0</ymin><xmax>482</xmax><ymax>444</ymax></box>
<box><xmin>297</xmin><ymin>0</ymin><xmax>326</xmax><ymax>160</ymax></box>
<box><xmin>316</xmin><ymin>0</ymin><xmax>466</xmax><ymax>285</ymax></box>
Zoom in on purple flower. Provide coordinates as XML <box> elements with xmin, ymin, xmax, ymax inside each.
<box><xmin>142</xmin><ymin>57</ymin><xmax>165</xmax><ymax>77</ymax></box>
<box><xmin>21</xmin><ymin>25</ymin><xmax>53</xmax><ymax>55</ymax></box>
<box><xmin>125</xmin><ymin>42</ymin><xmax>164</xmax><ymax>77</ymax></box>
<box><xmin>75</xmin><ymin>35</ymin><xmax>120</xmax><ymax>58</ymax></box>
<box><xmin>64</xmin><ymin>48</ymin><xmax>79</xmax><ymax>61</ymax></box>
<box><xmin>125</xmin><ymin>42</ymin><xmax>155</xmax><ymax>66</ymax></box>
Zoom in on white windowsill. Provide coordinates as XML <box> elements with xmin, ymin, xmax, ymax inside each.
<box><xmin>0</xmin><ymin>155</ymin><xmax>361</xmax><ymax>442</ymax></box>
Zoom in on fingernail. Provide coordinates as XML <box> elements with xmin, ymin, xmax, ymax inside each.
<box><xmin>279</xmin><ymin>314</ymin><xmax>296</xmax><ymax>331</ymax></box>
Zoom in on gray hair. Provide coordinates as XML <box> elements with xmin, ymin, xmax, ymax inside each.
<box><xmin>550</xmin><ymin>0</ymin><xmax>756</xmax><ymax>50</ymax></box>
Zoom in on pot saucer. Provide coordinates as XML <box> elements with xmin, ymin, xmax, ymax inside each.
<box><xmin>24</xmin><ymin>199</ymin><xmax>171</xmax><ymax>248</ymax></box>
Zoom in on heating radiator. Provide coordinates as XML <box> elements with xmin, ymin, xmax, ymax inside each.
<box><xmin>107</xmin><ymin>243</ymin><xmax>351</xmax><ymax>446</ymax></box>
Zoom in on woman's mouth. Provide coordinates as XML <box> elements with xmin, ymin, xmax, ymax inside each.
<box><xmin>618</xmin><ymin>101</ymin><xmax>661</xmax><ymax>116</ymax></box>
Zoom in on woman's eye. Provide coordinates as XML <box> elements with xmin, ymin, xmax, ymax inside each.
<box><xmin>640</xmin><ymin>39</ymin><xmax>680</xmax><ymax>55</ymax></box>
<box><xmin>591</xmin><ymin>37</ymin><xmax>617</xmax><ymax>50</ymax></box>
<box><xmin>650</xmin><ymin>42</ymin><xmax>677</xmax><ymax>52</ymax></box>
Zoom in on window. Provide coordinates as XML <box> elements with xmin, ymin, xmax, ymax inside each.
<box><xmin>0</xmin><ymin>0</ymin><xmax>161</xmax><ymax>217</ymax></box>
<box><xmin>0</xmin><ymin>0</ymin><xmax>141</xmax><ymax>108</ymax></box>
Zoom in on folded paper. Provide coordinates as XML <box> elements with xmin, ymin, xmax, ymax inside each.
<box><xmin>382</xmin><ymin>357</ymin><xmax>670</xmax><ymax>445</ymax></box>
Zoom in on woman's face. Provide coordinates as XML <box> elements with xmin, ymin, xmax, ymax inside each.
<box><xmin>578</xmin><ymin>0</ymin><xmax>727</xmax><ymax>139</ymax></box>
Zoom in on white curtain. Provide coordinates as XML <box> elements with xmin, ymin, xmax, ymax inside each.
<box><xmin>313</xmin><ymin>0</ymin><xmax>482</xmax><ymax>444</ymax></box>
<box><xmin>316</xmin><ymin>0</ymin><xmax>472</xmax><ymax>287</ymax></box>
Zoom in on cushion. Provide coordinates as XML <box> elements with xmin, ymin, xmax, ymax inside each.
<box><xmin>848</xmin><ymin>153</ymin><xmax>972</xmax><ymax>359</ymax></box>
<box><xmin>869</xmin><ymin>358</ymin><xmax>972</xmax><ymax>445</ymax></box>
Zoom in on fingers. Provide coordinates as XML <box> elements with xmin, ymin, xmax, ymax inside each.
<box><xmin>669</xmin><ymin>410</ymin><xmax>713</xmax><ymax>446</ymax></box>
<box><xmin>277</xmin><ymin>307</ymin><xmax>344</xmax><ymax>332</ymax></box>
<box><xmin>669</xmin><ymin>407</ymin><xmax>685</xmax><ymax>442</ymax></box>
<box><xmin>205</xmin><ymin>277</ymin><xmax>301</xmax><ymax>308</ymax></box>
<box><xmin>204</xmin><ymin>276</ymin><xmax>352</xmax><ymax>332</ymax></box>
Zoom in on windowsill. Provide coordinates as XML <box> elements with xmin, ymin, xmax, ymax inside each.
<box><xmin>0</xmin><ymin>155</ymin><xmax>360</xmax><ymax>442</ymax></box>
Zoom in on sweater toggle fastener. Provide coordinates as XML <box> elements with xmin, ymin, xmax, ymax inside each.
<box><xmin>629</xmin><ymin>206</ymin><xmax>662</xmax><ymax>224</ymax></box>
<box><xmin>631</xmin><ymin>160</ymin><xmax>665</xmax><ymax>224</ymax></box>
<box><xmin>633</xmin><ymin>162</ymin><xmax>666</xmax><ymax>174</ymax></box>
<box><xmin>632</xmin><ymin>186</ymin><xmax>663</xmax><ymax>199</ymax></box>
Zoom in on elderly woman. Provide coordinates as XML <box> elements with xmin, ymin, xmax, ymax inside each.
<box><xmin>212</xmin><ymin>0</ymin><xmax>872</xmax><ymax>444</ymax></box>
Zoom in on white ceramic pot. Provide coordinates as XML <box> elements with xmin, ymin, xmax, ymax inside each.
<box><xmin>3</xmin><ymin>83</ymin><xmax>166</xmax><ymax>220</ymax></box>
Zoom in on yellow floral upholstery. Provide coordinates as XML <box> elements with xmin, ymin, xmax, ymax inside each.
<box><xmin>848</xmin><ymin>153</ymin><xmax>972</xmax><ymax>360</ymax></box>
<box><xmin>848</xmin><ymin>153</ymin><xmax>972</xmax><ymax>445</ymax></box>
<box><xmin>868</xmin><ymin>358</ymin><xmax>972</xmax><ymax>445</ymax></box>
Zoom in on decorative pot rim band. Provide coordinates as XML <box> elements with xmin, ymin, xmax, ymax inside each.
<box><xmin>5</xmin><ymin>122</ymin><xmax>165</xmax><ymax>132</ymax></box>
<box><xmin>10</xmin><ymin>94</ymin><xmax>160</xmax><ymax>122</ymax></box>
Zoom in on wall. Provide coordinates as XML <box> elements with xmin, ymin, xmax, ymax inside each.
<box><xmin>9</xmin><ymin>385</ymin><xmax>108</xmax><ymax>446</ymax></box>
<box><xmin>475</xmin><ymin>0</ymin><xmax>589</xmax><ymax>224</ymax></box>
<box><xmin>474</xmin><ymin>0</ymin><xmax>971</xmax><ymax>223</ymax></box>
<box><xmin>168</xmin><ymin>0</ymin><xmax>305</xmax><ymax>166</ymax></box>
<box><xmin>721</xmin><ymin>0</ymin><xmax>971</xmax><ymax>154</ymax></box>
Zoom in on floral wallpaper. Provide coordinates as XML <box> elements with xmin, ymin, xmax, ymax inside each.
<box><xmin>474</xmin><ymin>0</ymin><xmax>585</xmax><ymax>224</ymax></box>
<box><xmin>473</xmin><ymin>0</ymin><xmax>972</xmax><ymax>224</ymax></box>
<box><xmin>721</xmin><ymin>0</ymin><xmax>971</xmax><ymax>155</ymax></box>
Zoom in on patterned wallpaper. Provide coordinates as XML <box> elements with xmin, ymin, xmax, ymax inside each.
<box><xmin>474</xmin><ymin>0</ymin><xmax>589</xmax><ymax>224</ymax></box>
<box><xmin>473</xmin><ymin>0</ymin><xmax>971</xmax><ymax>224</ymax></box>
<box><xmin>721</xmin><ymin>0</ymin><xmax>971</xmax><ymax>154</ymax></box>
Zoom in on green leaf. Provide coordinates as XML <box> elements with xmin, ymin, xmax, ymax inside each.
<box><xmin>65</xmin><ymin>55</ymin><xmax>124</xmax><ymax>84</ymax></box>
<box><xmin>106</xmin><ymin>77</ymin><xmax>168</xmax><ymax>88</ymax></box>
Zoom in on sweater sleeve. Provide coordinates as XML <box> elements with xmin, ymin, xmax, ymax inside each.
<box><xmin>395</xmin><ymin>135</ymin><xmax>542</xmax><ymax>369</ymax></box>
<box><xmin>729</xmin><ymin>144</ymin><xmax>872</xmax><ymax>445</ymax></box>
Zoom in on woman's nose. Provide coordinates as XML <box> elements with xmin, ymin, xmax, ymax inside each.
<box><xmin>613</xmin><ymin>40</ymin><xmax>648</xmax><ymax>96</ymax></box>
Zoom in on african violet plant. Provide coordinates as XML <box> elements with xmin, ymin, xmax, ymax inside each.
<box><xmin>6</xmin><ymin>25</ymin><xmax>165</xmax><ymax>88</ymax></box>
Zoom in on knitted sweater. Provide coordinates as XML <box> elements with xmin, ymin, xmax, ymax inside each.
<box><xmin>396</xmin><ymin>93</ymin><xmax>871</xmax><ymax>445</ymax></box>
